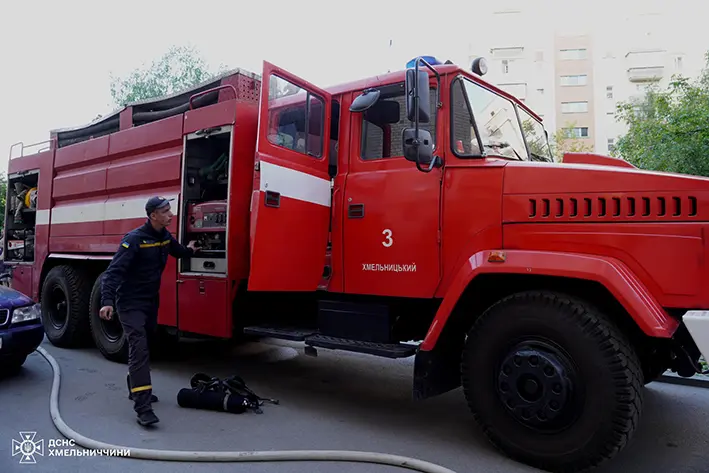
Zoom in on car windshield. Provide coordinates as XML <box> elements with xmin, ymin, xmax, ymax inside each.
<box><xmin>518</xmin><ymin>107</ymin><xmax>554</xmax><ymax>162</ymax></box>
<box><xmin>450</xmin><ymin>76</ymin><xmax>528</xmax><ymax>160</ymax></box>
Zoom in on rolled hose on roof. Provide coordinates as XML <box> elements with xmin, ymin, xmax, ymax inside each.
<box><xmin>35</xmin><ymin>346</ymin><xmax>458</xmax><ymax>473</ymax></box>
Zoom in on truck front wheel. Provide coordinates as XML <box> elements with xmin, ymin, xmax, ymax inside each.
<box><xmin>461</xmin><ymin>290</ymin><xmax>643</xmax><ymax>472</ymax></box>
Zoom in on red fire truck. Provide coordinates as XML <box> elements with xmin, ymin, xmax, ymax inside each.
<box><xmin>5</xmin><ymin>56</ymin><xmax>709</xmax><ymax>472</ymax></box>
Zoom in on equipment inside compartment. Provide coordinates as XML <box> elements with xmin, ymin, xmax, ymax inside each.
<box><xmin>180</xmin><ymin>128</ymin><xmax>231</xmax><ymax>274</ymax></box>
<box><xmin>5</xmin><ymin>171</ymin><xmax>39</xmax><ymax>262</ymax></box>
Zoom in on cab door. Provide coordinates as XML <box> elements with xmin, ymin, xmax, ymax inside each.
<box><xmin>342</xmin><ymin>81</ymin><xmax>442</xmax><ymax>298</ymax></box>
<box><xmin>248</xmin><ymin>61</ymin><xmax>333</xmax><ymax>291</ymax></box>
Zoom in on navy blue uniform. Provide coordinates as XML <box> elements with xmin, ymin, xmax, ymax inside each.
<box><xmin>101</xmin><ymin>220</ymin><xmax>193</xmax><ymax>415</ymax></box>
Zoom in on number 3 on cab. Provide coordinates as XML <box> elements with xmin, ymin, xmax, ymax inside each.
<box><xmin>382</xmin><ymin>229</ymin><xmax>393</xmax><ymax>247</ymax></box>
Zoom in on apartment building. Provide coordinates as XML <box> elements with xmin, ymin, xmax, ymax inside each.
<box><xmin>465</xmin><ymin>4</ymin><xmax>557</xmax><ymax>133</ymax></box>
<box><xmin>460</xmin><ymin>0</ymin><xmax>709</xmax><ymax>156</ymax></box>
<box><xmin>554</xmin><ymin>34</ymin><xmax>595</xmax><ymax>151</ymax></box>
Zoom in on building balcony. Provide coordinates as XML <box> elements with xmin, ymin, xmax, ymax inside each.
<box><xmin>627</xmin><ymin>66</ymin><xmax>664</xmax><ymax>83</ymax></box>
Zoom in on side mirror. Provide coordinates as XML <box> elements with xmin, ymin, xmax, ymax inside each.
<box><xmin>350</xmin><ymin>89</ymin><xmax>381</xmax><ymax>113</ymax></box>
<box><xmin>405</xmin><ymin>68</ymin><xmax>431</xmax><ymax>123</ymax></box>
<box><xmin>402</xmin><ymin>128</ymin><xmax>433</xmax><ymax>164</ymax></box>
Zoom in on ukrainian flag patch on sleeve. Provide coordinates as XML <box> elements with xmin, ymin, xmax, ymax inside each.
<box><xmin>122</xmin><ymin>242</ymin><xmax>130</xmax><ymax>249</ymax></box>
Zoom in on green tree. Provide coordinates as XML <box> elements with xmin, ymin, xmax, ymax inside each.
<box><xmin>614</xmin><ymin>52</ymin><xmax>709</xmax><ymax>177</ymax></box>
<box><xmin>549</xmin><ymin>121</ymin><xmax>594</xmax><ymax>162</ymax></box>
<box><xmin>109</xmin><ymin>45</ymin><xmax>228</xmax><ymax>107</ymax></box>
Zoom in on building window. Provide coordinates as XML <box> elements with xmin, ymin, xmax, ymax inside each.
<box><xmin>565</xmin><ymin>127</ymin><xmax>589</xmax><ymax>138</ymax></box>
<box><xmin>606</xmin><ymin>86</ymin><xmax>613</xmax><ymax>99</ymax></box>
<box><xmin>561</xmin><ymin>101</ymin><xmax>589</xmax><ymax>113</ymax></box>
<box><xmin>560</xmin><ymin>48</ymin><xmax>587</xmax><ymax>60</ymax></box>
<box><xmin>560</xmin><ymin>74</ymin><xmax>588</xmax><ymax>86</ymax></box>
<box><xmin>675</xmin><ymin>56</ymin><xmax>683</xmax><ymax>70</ymax></box>
<box><xmin>608</xmin><ymin>138</ymin><xmax>616</xmax><ymax>153</ymax></box>
<box><xmin>502</xmin><ymin>60</ymin><xmax>510</xmax><ymax>74</ymax></box>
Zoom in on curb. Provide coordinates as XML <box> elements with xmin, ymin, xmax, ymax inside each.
<box><xmin>656</xmin><ymin>371</ymin><xmax>709</xmax><ymax>388</ymax></box>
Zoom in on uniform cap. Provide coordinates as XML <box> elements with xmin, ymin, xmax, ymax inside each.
<box><xmin>145</xmin><ymin>196</ymin><xmax>174</xmax><ymax>215</ymax></box>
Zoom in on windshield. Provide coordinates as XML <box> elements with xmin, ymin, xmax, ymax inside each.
<box><xmin>518</xmin><ymin>107</ymin><xmax>554</xmax><ymax>162</ymax></box>
<box><xmin>450</xmin><ymin>76</ymin><xmax>528</xmax><ymax>160</ymax></box>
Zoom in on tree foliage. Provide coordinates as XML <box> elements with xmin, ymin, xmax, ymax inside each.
<box><xmin>549</xmin><ymin>121</ymin><xmax>594</xmax><ymax>162</ymax></box>
<box><xmin>109</xmin><ymin>45</ymin><xmax>227</xmax><ymax>107</ymax></box>
<box><xmin>614</xmin><ymin>52</ymin><xmax>709</xmax><ymax>177</ymax></box>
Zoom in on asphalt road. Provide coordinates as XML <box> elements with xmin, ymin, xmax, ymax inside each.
<box><xmin>1</xmin><ymin>337</ymin><xmax>708</xmax><ymax>473</ymax></box>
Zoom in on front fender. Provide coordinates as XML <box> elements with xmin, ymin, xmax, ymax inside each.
<box><xmin>420</xmin><ymin>249</ymin><xmax>678</xmax><ymax>351</ymax></box>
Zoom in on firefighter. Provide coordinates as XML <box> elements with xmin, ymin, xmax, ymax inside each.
<box><xmin>99</xmin><ymin>196</ymin><xmax>200</xmax><ymax>426</ymax></box>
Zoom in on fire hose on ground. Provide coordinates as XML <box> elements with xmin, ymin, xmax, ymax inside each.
<box><xmin>35</xmin><ymin>346</ymin><xmax>458</xmax><ymax>473</ymax></box>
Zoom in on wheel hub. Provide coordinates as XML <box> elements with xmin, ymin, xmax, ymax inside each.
<box><xmin>497</xmin><ymin>344</ymin><xmax>572</xmax><ymax>428</ymax></box>
<box><xmin>48</xmin><ymin>286</ymin><xmax>68</xmax><ymax>330</ymax></box>
<box><xmin>99</xmin><ymin>311</ymin><xmax>123</xmax><ymax>342</ymax></box>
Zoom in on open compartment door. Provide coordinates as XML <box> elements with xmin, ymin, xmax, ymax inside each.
<box><xmin>177</xmin><ymin>124</ymin><xmax>234</xmax><ymax>338</ymax></box>
<box><xmin>248</xmin><ymin>61</ymin><xmax>332</xmax><ymax>292</ymax></box>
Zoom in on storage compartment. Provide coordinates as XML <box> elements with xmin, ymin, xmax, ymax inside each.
<box><xmin>317</xmin><ymin>300</ymin><xmax>392</xmax><ymax>343</ymax></box>
<box><xmin>4</xmin><ymin>170</ymin><xmax>39</xmax><ymax>263</ymax></box>
<box><xmin>179</xmin><ymin>125</ymin><xmax>232</xmax><ymax>275</ymax></box>
<box><xmin>177</xmin><ymin>277</ymin><xmax>230</xmax><ymax>337</ymax></box>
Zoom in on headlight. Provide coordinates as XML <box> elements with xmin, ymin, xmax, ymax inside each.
<box><xmin>11</xmin><ymin>304</ymin><xmax>41</xmax><ymax>324</ymax></box>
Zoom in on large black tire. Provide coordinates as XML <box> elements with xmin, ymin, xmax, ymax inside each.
<box><xmin>88</xmin><ymin>273</ymin><xmax>128</xmax><ymax>364</ymax></box>
<box><xmin>41</xmin><ymin>265</ymin><xmax>92</xmax><ymax>348</ymax></box>
<box><xmin>461</xmin><ymin>291</ymin><xmax>643</xmax><ymax>473</ymax></box>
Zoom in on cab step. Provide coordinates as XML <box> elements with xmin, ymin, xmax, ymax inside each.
<box><xmin>305</xmin><ymin>335</ymin><xmax>417</xmax><ymax>359</ymax></box>
<box><xmin>241</xmin><ymin>325</ymin><xmax>417</xmax><ymax>359</ymax></box>
<box><xmin>243</xmin><ymin>325</ymin><xmax>316</xmax><ymax>341</ymax></box>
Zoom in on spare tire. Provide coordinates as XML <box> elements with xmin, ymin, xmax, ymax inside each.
<box><xmin>89</xmin><ymin>272</ymin><xmax>128</xmax><ymax>364</ymax></box>
<box><xmin>41</xmin><ymin>265</ymin><xmax>92</xmax><ymax>348</ymax></box>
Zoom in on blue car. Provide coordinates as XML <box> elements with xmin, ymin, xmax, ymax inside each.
<box><xmin>0</xmin><ymin>284</ymin><xmax>44</xmax><ymax>376</ymax></box>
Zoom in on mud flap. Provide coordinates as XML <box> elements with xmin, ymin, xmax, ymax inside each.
<box><xmin>682</xmin><ymin>311</ymin><xmax>709</xmax><ymax>363</ymax></box>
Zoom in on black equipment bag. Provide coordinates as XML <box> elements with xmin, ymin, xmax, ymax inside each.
<box><xmin>176</xmin><ymin>373</ymin><xmax>279</xmax><ymax>414</ymax></box>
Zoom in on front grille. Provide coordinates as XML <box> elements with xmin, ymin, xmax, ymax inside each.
<box><xmin>0</xmin><ymin>309</ymin><xmax>9</xmax><ymax>326</ymax></box>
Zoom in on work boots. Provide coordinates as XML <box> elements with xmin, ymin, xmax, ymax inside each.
<box><xmin>137</xmin><ymin>410</ymin><xmax>159</xmax><ymax>426</ymax></box>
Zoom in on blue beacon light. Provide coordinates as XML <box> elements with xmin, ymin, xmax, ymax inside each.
<box><xmin>406</xmin><ymin>56</ymin><xmax>442</xmax><ymax>68</ymax></box>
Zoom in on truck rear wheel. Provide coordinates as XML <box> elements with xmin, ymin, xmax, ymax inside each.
<box><xmin>88</xmin><ymin>273</ymin><xmax>128</xmax><ymax>363</ymax></box>
<box><xmin>461</xmin><ymin>290</ymin><xmax>643</xmax><ymax>472</ymax></box>
<box><xmin>41</xmin><ymin>265</ymin><xmax>92</xmax><ymax>348</ymax></box>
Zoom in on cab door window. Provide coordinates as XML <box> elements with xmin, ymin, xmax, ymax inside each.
<box><xmin>360</xmin><ymin>82</ymin><xmax>437</xmax><ymax>160</ymax></box>
<box><xmin>267</xmin><ymin>75</ymin><xmax>325</xmax><ymax>159</ymax></box>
